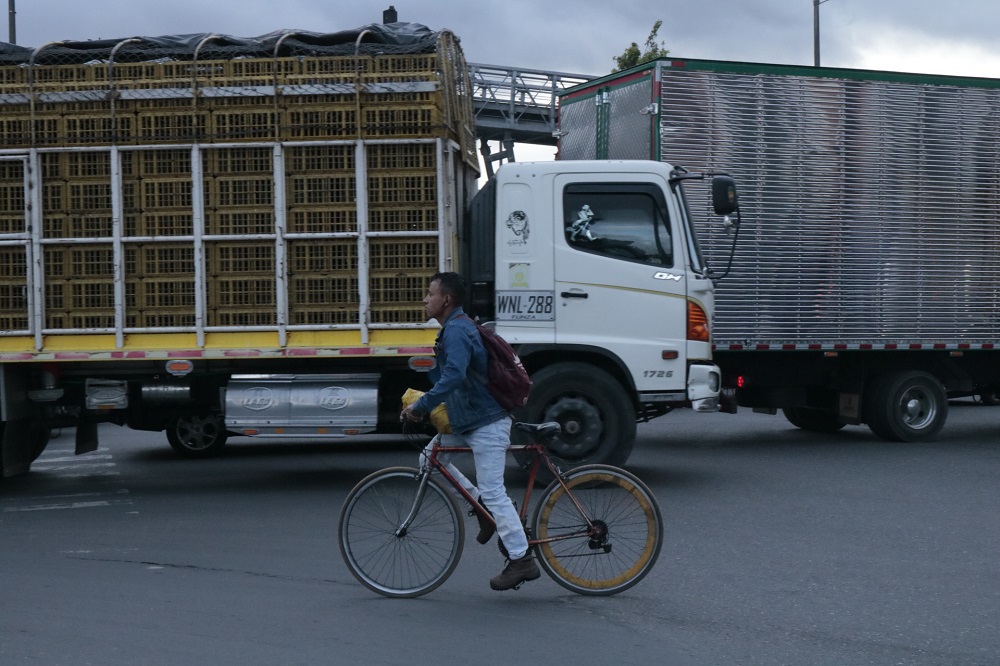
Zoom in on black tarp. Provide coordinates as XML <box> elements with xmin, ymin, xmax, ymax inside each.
<box><xmin>0</xmin><ymin>22</ymin><xmax>444</xmax><ymax>65</ymax></box>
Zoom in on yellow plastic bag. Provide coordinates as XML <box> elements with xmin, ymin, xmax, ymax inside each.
<box><xmin>401</xmin><ymin>388</ymin><xmax>451</xmax><ymax>434</ymax></box>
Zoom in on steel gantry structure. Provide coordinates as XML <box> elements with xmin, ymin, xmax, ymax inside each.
<box><xmin>467</xmin><ymin>62</ymin><xmax>593</xmax><ymax>175</ymax></box>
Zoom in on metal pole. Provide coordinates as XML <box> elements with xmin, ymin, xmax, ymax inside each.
<box><xmin>813</xmin><ymin>0</ymin><xmax>820</xmax><ymax>66</ymax></box>
<box><xmin>814</xmin><ymin>0</ymin><xmax>832</xmax><ymax>67</ymax></box>
<box><xmin>8</xmin><ymin>0</ymin><xmax>15</xmax><ymax>44</ymax></box>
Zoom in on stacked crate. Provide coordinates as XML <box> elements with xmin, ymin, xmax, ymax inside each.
<box><xmin>285</xmin><ymin>144</ymin><xmax>359</xmax><ymax>325</ymax></box>
<box><xmin>0</xmin><ymin>159</ymin><xmax>29</xmax><ymax>331</ymax></box>
<box><xmin>0</xmin><ymin>28</ymin><xmax>477</xmax><ymax>333</ymax></box>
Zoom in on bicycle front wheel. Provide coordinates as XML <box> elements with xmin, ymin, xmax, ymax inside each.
<box><xmin>339</xmin><ymin>466</ymin><xmax>465</xmax><ymax>598</ymax></box>
<box><xmin>532</xmin><ymin>464</ymin><xmax>662</xmax><ymax>595</ymax></box>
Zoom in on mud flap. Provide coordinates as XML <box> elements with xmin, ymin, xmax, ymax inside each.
<box><xmin>75</xmin><ymin>420</ymin><xmax>99</xmax><ymax>455</ymax></box>
<box><xmin>1</xmin><ymin>419</ymin><xmax>36</xmax><ymax>478</ymax></box>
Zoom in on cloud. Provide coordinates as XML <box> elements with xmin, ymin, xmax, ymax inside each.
<box><xmin>9</xmin><ymin>1</ymin><xmax>1000</xmax><ymax>79</ymax></box>
<box><xmin>847</xmin><ymin>24</ymin><xmax>1000</xmax><ymax>78</ymax></box>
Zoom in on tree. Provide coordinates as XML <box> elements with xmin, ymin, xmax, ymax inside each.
<box><xmin>612</xmin><ymin>20</ymin><xmax>670</xmax><ymax>72</ymax></box>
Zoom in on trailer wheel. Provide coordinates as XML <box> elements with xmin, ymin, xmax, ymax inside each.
<box><xmin>864</xmin><ymin>371</ymin><xmax>947</xmax><ymax>442</ymax></box>
<box><xmin>166</xmin><ymin>414</ymin><xmax>229</xmax><ymax>458</ymax></box>
<box><xmin>782</xmin><ymin>407</ymin><xmax>845</xmax><ymax>433</ymax></box>
<box><xmin>515</xmin><ymin>362</ymin><xmax>635</xmax><ymax>469</ymax></box>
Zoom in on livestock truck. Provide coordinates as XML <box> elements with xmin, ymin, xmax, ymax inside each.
<box><xmin>0</xmin><ymin>25</ymin><xmax>738</xmax><ymax>479</ymax></box>
<box><xmin>559</xmin><ymin>57</ymin><xmax>1000</xmax><ymax>441</ymax></box>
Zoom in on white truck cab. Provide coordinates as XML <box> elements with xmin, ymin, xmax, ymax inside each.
<box><xmin>464</xmin><ymin>160</ymin><xmax>737</xmax><ymax>465</ymax></box>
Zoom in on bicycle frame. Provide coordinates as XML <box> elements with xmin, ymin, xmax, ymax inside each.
<box><xmin>395</xmin><ymin>434</ymin><xmax>598</xmax><ymax>548</ymax></box>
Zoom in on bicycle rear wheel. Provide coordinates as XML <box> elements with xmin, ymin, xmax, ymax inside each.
<box><xmin>339</xmin><ymin>466</ymin><xmax>465</xmax><ymax>598</ymax></box>
<box><xmin>531</xmin><ymin>464</ymin><xmax>662</xmax><ymax>595</ymax></box>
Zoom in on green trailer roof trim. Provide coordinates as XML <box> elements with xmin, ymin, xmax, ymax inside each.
<box><xmin>559</xmin><ymin>57</ymin><xmax>1000</xmax><ymax>96</ymax></box>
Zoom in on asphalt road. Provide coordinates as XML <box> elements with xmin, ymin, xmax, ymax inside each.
<box><xmin>1</xmin><ymin>402</ymin><xmax>998</xmax><ymax>665</ymax></box>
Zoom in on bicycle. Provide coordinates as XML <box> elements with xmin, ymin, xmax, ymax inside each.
<box><xmin>338</xmin><ymin>420</ymin><xmax>663</xmax><ymax>598</ymax></box>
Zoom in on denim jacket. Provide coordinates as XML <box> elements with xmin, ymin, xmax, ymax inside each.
<box><xmin>412</xmin><ymin>307</ymin><xmax>507</xmax><ymax>433</ymax></box>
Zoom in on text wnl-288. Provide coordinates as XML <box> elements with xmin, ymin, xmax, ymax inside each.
<box><xmin>496</xmin><ymin>290</ymin><xmax>556</xmax><ymax>321</ymax></box>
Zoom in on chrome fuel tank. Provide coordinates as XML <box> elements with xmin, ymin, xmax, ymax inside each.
<box><xmin>225</xmin><ymin>374</ymin><xmax>379</xmax><ymax>437</ymax></box>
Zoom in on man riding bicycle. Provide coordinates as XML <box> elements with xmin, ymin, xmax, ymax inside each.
<box><xmin>400</xmin><ymin>272</ymin><xmax>540</xmax><ymax>591</ymax></box>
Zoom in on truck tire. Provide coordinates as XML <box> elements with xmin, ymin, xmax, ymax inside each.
<box><xmin>0</xmin><ymin>421</ymin><xmax>50</xmax><ymax>479</ymax></box>
<box><xmin>166</xmin><ymin>414</ymin><xmax>229</xmax><ymax>458</ymax></box>
<box><xmin>782</xmin><ymin>407</ymin><xmax>845</xmax><ymax>433</ymax></box>
<box><xmin>863</xmin><ymin>371</ymin><xmax>947</xmax><ymax>442</ymax></box>
<box><xmin>516</xmin><ymin>362</ymin><xmax>635</xmax><ymax>468</ymax></box>
<box><xmin>27</xmin><ymin>422</ymin><xmax>51</xmax><ymax>463</ymax></box>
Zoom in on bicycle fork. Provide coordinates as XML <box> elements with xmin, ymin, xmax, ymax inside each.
<box><xmin>395</xmin><ymin>468</ymin><xmax>434</xmax><ymax>538</ymax></box>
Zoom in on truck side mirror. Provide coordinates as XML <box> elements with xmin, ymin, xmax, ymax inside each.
<box><xmin>711</xmin><ymin>176</ymin><xmax>739</xmax><ymax>216</ymax></box>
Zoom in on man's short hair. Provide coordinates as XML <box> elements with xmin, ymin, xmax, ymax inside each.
<box><xmin>431</xmin><ymin>272</ymin><xmax>466</xmax><ymax>307</ymax></box>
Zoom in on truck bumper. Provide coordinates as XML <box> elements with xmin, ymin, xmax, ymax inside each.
<box><xmin>688</xmin><ymin>363</ymin><xmax>722</xmax><ymax>412</ymax></box>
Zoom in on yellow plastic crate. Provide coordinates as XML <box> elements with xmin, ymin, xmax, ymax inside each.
<box><xmin>0</xmin><ymin>247</ymin><xmax>28</xmax><ymax>279</ymax></box>
<box><xmin>203</xmin><ymin>147</ymin><xmax>273</xmax><ymax>175</ymax></box>
<box><xmin>125</xmin><ymin>243</ymin><xmax>196</xmax><ymax>278</ymax></box>
<box><xmin>286</xmin><ymin>207</ymin><xmax>356</xmax><ymax>234</ymax></box>
<box><xmin>367</xmin><ymin>143</ymin><xmax>436</xmax><ymax>170</ymax></box>
<box><xmin>367</xmin><ymin>205</ymin><xmax>438</xmax><ymax>233</ymax></box>
<box><xmin>206</xmin><ymin>211</ymin><xmax>274</xmax><ymax>236</ymax></box>
<box><xmin>288</xmin><ymin>274</ymin><xmax>359</xmax><ymax>326</ymax></box>
<box><xmin>39</xmin><ymin>214</ymin><xmax>114</xmax><ymax>239</ymax></box>
<box><xmin>369</xmin><ymin>239</ymin><xmax>437</xmax><ymax>273</ymax></box>
<box><xmin>287</xmin><ymin>239</ymin><xmax>356</xmax><ymax>274</ymax></box>
<box><xmin>206</xmin><ymin>242</ymin><xmax>274</xmax><ymax>274</ymax></box>
<box><xmin>285</xmin><ymin>145</ymin><xmax>354</xmax><ymax>172</ymax></box>
<box><xmin>286</xmin><ymin>173</ymin><xmax>353</xmax><ymax>206</ymax></box>
<box><xmin>126</xmin><ymin>212</ymin><xmax>194</xmax><ymax>237</ymax></box>
<box><xmin>205</xmin><ymin>176</ymin><xmax>273</xmax><ymax>209</ymax></box>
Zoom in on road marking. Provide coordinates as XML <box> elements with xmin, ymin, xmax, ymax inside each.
<box><xmin>3</xmin><ymin>499</ymin><xmax>134</xmax><ymax>512</ymax></box>
<box><xmin>1</xmin><ymin>442</ymin><xmax>134</xmax><ymax>513</ymax></box>
<box><xmin>35</xmin><ymin>454</ymin><xmax>114</xmax><ymax>464</ymax></box>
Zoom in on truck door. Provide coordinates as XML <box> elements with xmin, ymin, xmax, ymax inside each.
<box><xmin>553</xmin><ymin>178</ymin><xmax>688</xmax><ymax>395</ymax></box>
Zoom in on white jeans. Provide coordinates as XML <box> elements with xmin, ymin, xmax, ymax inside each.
<box><xmin>420</xmin><ymin>417</ymin><xmax>529</xmax><ymax>560</ymax></box>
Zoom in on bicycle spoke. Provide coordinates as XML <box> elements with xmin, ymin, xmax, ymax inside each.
<box><xmin>532</xmin><ymin>466</ymin><xmax>662</xmax><ymax>595</ymax></box>
<box><xmin>339</xmin><ymin>468</ymin><xmax>464</xmax><ymax>598</ymax></box>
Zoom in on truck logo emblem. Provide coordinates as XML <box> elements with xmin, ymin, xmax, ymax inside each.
<box><xmin>242</xmin><ymin>387</ymin><xmax>274</xmax><ymax>411</ymax></box>
<box><xmin>653</xmin><ymin>272</ymin><xmax>683</xmax><ymax>282</ymax></box>
<box><xmin>319</xmin><ymin>386</ymin><xmax>350</xmax><ymax>410</ymax></box>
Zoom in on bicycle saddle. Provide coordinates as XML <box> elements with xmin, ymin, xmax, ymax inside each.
<box><xmin>514</xmin><ymin>421</ymin><xmax>561</xmax><ymax>440</ymax></box>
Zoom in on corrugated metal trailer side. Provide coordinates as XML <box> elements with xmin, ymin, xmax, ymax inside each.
<box><xmin>559</xmin><ymin>58</ymin><xmax>1000</xmax><ymax>441</ymax></box>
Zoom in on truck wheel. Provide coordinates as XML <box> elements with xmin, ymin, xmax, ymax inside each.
<box><xmin>166</xmin><ymin>414</ymin><xmax>229</xmax><ymax>458</ymax></box>
<box><xmin>27</xmin><ymin>422</ymin><xmax>51</xmax><ymax>463</ymax></box>
<box><xmin>517</xmin><ymin>362</ymin><xmax>635</xmax><ymax>468</ymax></box>
<box><xmin>863</xmin><ymin>371</ymin><xmax>947</xmax><ymax>442</ymax></box>
<box><xmin>782</xmin><ymin>407</ymin><xmax>845</xmax><ymax>433</ymax></box>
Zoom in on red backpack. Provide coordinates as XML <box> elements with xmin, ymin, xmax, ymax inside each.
<box><xmin>461</xmin><ymin>316</ymin><xmax>532</xmax><ymax>413</ymax></box>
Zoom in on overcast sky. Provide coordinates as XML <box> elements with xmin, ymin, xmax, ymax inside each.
<box><xmin>9</xmin><ymin>1</ymin><xmax>1000</xmax><ymax>161</ymax></box>
<box><xmin>9</xmin><ymin>0</ymin><xmax>1000</xmax><ymax>77</ymax></box>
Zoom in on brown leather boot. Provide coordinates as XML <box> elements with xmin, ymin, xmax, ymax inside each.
<box><xmin>490</xmin><ymin>552</ymin><xmax>542</xmax><ymax>590</ymax></box>
<box><xmin>489</xmin><ymin>554</ymin><xmax>540</xmax><ymax>591</ymax></box>
<box><xmin>469</xmin><ymin>497</ymin><xmax>495</xmax><ymax>545</ymax></box>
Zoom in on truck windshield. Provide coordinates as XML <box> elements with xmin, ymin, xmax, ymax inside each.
<box><xmin>563</xmin><ymin>184</ymin><xmax>673</xmax><ymax>268</ymax></box>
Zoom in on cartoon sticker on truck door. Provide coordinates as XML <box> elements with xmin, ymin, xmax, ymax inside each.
<box><xmin>506</xmin><ymin>210</ymin><xmax>530</xmax><ymax>249</ymax></box>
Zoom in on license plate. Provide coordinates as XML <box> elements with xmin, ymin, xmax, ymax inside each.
<box><xmin>495</xmin><ymin>290</ymin><xmax>555</xmax><ymax>321</ymax></box>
